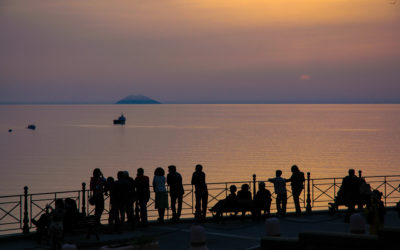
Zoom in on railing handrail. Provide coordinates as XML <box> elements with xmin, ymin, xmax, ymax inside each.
<box><xmin>305</xmin><ymin>174</ymin><xmax>400</xmax><ymax>181</ymax></box>
<box><xmin>1</xmin><ymin>174</ymin><xmax>399</xmax><ymax>198</ymax></box>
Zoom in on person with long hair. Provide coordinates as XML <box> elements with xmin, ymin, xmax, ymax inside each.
<box><xmin>153</xmin><ymin>167</ymin><xmax>168</xmax><ymax>223</ymax></box>
<box><xmin>90</xmin><ymin>168</ymin><xmax>106</xmax><ymax>225</ymax></box>
<box><xmin>286</xmin><ymin>165</ymin><xmax>305</xmax><ymax>215</ymax></box>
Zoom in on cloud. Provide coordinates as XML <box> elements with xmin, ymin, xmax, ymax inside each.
<box><xmin>299</xmin><ymin>74</ymin><xmax>311</xmax><ymax>81</ymax></box>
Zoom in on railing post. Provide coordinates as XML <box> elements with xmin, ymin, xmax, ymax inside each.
<box><xmin>358</xmin><ymin>170</ymin><xmax>362</xmax><ymax>178</ymax></box>
<box><xmin>23</xmin><ymin>186</ymin><xmax>29</xmax><ymax>234</ymax></box>
<box><xmin>82</xmin><ymin>182</ymin><xmax>86</xmax><ymax>216</ymax></box>
<box><xmin>192</xmin><ymin>184</ymin><xmax>194</xmax><ymax>215</ymax></box>
<box><xmin>306</xmin><ymin>172</ymin><xmax>312</xmax><ymax>213</ymax></box>
<box><xmin>384</xmin><ymin>176</ymin><xmax>387</xmax><ymax>207</ymax></box>
<box><xmin>333</xmin><ymin>178</ymin><xmax>336</xmax><ymax>198</ymax></box>
<box><xmin>253</xmin><ymin>174</ymin><xmax>256</xmax><ymax>200</ymax></box>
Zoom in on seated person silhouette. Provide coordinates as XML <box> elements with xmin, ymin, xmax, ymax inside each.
<box><xmin>63</xmin><ymin>198</ymin><xmax>81</xmax><ymax>233</ymax></box>
<box><xmin>210</xmin><ymin>185</ymin><xmax>238</xmax><ymax>219</ymax></box>
<box><xmin>336</xmin><ymin>169</ymin><xmax>361</xmax><ymax>222</ymax></box>
<box><xmin>32</xmin><ymin>199</ymin><xmax>65</xmax><ymax>246</ymax></box>
<box><xmin>254</xmin><ymin>182</ymin><xmax>272</xmax><ymax>219</ymax></box>
<box><xmin>237</xmin><ymin>184</ymin><xmax>252</xmax><ymax>219</ymax></box>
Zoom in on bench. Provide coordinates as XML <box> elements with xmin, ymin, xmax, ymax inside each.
<box><xmin>209</xmin><ymin>200</ymin><xmax>255</xmax><ymax>222</ymax></box>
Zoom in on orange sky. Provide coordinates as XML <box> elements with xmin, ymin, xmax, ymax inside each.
<box><xmin>0</xmin><ymin>0</ymin><xmax>399</xmax><ymax>103</ymax></box>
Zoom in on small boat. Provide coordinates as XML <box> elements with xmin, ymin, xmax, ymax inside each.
<box><xmin>113</xmin><ymin>114</ymin><xmax>126</xmax><ymax>125</ymax></box>
<box><xmin>27</xmin><ymin>124</ymin><xmax>36</xmax><ymax>130</ymax></box>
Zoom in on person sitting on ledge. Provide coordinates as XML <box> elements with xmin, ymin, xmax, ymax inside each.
<box><xmin>210</xmin><ymin>185</ymin><xmax>238</xmax><ymax>219</ymax></box>
<box><xmin>32</xmin><ymin>199</ymin><xmax>65</xmax><ymax>248</ymax></box>
<box><xmin>254</xmin><ymin>182</ymin><xmax>272</xmax><ymax>220</ymax></box>
<box><xmin>237</xmin><ymin>184</ymin><xmax>252</xmax><ymax>219</ymax></box>
<box><xmin>337</xmin><ymin>169</ymin><xmax>361</xmax><ymax>222</ymax></box>
<box><xmin>63</xmin><ymin>198</ymin><xmax>80</xmax><ymax>233</ymax></box>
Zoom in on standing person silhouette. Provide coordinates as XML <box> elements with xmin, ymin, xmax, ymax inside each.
<box><xmin>115</xmin><ymin>171</ymin><xmax>129</xmax><ymax>224</ymax></box>
<box><xmin>135</xmin><ymin>168</ymin><xmax>150</xmax><ymax>226</ymax></box>
<box><xmin>90</xmin><ymin>168</ymin><xmax>106</xmax><ymax>225</ymax></box>
<box><xmin>286</xmin><ymin>165</ymin><xmax>305</xmax><ymax>215</ymax></box>
<box><xmin>124</xmin><ymin>171</ymin><xmax>136</xmax><ymax>228</ymax></box>
<box><xmin>268</xmin><ymin>170</ymin><xmax>288</xmax><ymax>216</ymax></box>
<box><xmin>167</xmin><ymin>165</ymin><xmax>184</xmax><ymax>222</ymax></box>
<box><xmin>191</xmin><ymin>164</ymin><xmax>208</xmax><ymax>221</ymax></box>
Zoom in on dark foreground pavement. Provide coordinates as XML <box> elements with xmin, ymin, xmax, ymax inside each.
<box><xmin>1</xmin><ymin>210</ymin><xmax>399</xmax><ymax>250</ymax></box>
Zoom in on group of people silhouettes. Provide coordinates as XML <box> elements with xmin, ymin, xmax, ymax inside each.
<box><xmin>89</xmin><ymin>166</ymin><xmax>185</xmax><ymax>232</ymax></box>
<box><xmin>31</xmin><ymin>164</ymin><xmax>388</xmax><ymax>245</ymax></box>
<box><xmin>268</xmin><ymin>165</ymin><xmax>306</xmax><ymax>216</ymax></box>
<box><xmin>89</xmin><ymin>164</ymin><xmax>308</xmax><ymax>231</ymax></box>
<box><xmin>90</xmin><ymin>164</ymin><xmax>308</xmax><ymax>227</ymax></box>
<box><xmin>89</xmin><ymin>165</ymin><xmax>210</xmax><ymax>232</ymax></box>
<box><xmin>335</xmin><ymin>169</ymin><xmax>385</xmax><ymax>227</ymax></box>
<box><xmin>210</xmin><ymin>165</ymin><xmax>306</xmax><ymax>220</ymax></box>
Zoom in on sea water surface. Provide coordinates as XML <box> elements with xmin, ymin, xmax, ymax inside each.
<box><xmin>1</xmin><ymin>104</ymin><xmax>400</xmax><ymax>195</ymax></box>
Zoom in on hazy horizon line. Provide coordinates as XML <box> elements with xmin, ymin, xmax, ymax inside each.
<box><xmin>1</xmin><ymin>99</ymin><xmax>400</xmax><ymax>105</ymax></box>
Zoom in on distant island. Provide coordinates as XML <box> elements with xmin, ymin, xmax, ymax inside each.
<box><xmin>116</xmin><ymin>95</ymin><xmax>161</xmax><ymax>104</ymax></box>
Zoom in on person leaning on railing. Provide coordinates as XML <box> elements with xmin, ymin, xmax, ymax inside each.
<box><xmin>286</xmin><ymin>165</ymin><xmax>305</xmax><ymax>215</ymax></box>
<box><xmin>191</xmin><ymin>164</ymin><xmax>208</xmax><ymax>221</ymax></box>
<box><xmin>135</xmin><ymin>168</ymin><xmax>150</xmax><ymax>226</ymax></box>
<box><xmin>90</xmin><ymin>168</ymin><xmax>106</xmax><ymax>225</ymax></box>
<box><xmin>167</xmin><ymin>165</ymin><xmax>184</xmax><ymax>222</ymax></box>
<box><xmin>268</xmin><ymin>170</ymin><xmax>288</xmax><ymax>216</ymax></box>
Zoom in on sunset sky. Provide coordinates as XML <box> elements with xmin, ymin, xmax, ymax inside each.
<box><xmin>1</xmin><ymin>0</ymin><xmax>399</xmax><ymax>103</ymax></box>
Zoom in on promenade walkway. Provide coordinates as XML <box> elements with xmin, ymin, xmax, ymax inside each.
<box><xmin>1</xmin><ymin>210</ymin><xmax>399</xmax><ymax>250</ymax></box>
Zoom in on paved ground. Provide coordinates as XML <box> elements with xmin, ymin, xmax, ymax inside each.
<box><xmin>1</xmin><ymin>210</ymin><xmax>399</xmax><ymax>250</ymax></box>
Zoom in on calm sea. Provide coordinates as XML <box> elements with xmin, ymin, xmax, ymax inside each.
<box><xmin>1</xmin><ymin>104</ymin><xmax>400</xmax><ymax>195</ymax></box>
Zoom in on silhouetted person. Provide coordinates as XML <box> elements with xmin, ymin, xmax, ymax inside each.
<box><xmin>366</xmin><ymin>190</ymin><xmax>385</xmax><ymax>235</ymax></box>
<box><xmin>32</xmin><ymin>199</ymin><xmax>65</xmax><ymax>246</ymax></box>
<box><xmin>47</xmin><ymin>199</ymin><xmax>65</xmax><ymax>250</ymax></box>
<box><xmin>286</xmin><ymin>165</ymin><xmax>305</xmax><ymax>215</ymax></box>
<box><xmin>254</xmin><ymin>182</ymin><xmax>272</xmax><ymax>219</ymax></box>
<box><xmin>237</xmin><ymin>184</ymin><xmax>252</xmax><ymax>219</ymax></box>
<box><xmin>90</xmin><ymin>168</ymin><xmax>106</xmax><ymax>225</ymax></box>
<box><xmin>210</xmin><ymin>185</ymin><xmax>238</xmax><ymax>219</ymax></box>
<box><xmin>338</xmin><ymin>169</ymin><xmax>361</xmax><ymax>222</ymax></box>
<box><xmin>64</xmin><ymin>198</ymin><xmax>80</xmax><ymax>232</ymax></box>
<box><xmin>135</xmin><ymin>168</ymin><xmax>150</xmax><ymax>226</ymax></box>
<box><xmin>124</xmin><ymin>171</ymin><xmax>136</xmax><ymax>228</ymax></box>
<box><xmin>105</xmin><ymin>176</ymin><xmax>120</xmax><ymax>233</ymax></box>
<box><xmin>268</xmin><ymin>170</ymin><xmax>287</xmax><ymax>216</ymax></box>
<box><xmin>227</xmin><ymin>185</ymin><xmax>238</xmax><ymax>203</ymax></box>
<box><xmin>167</xmin><ymin>165</ymin><xmax>184</xmax><ymax>221</ymax></box>
<box><xmin>153</xmin><ymin>167</ymin><xmax>168</xmax><ymax>223</ymax></box>
<box><xmin>191</xmin><ymin>164</ymin><xmax>208</xmax><ymax>221</ymax></box>
<box><xmin>115</xmin><ymin>171</ymin><xmax>129</xmax><ymax>224</ymax></box>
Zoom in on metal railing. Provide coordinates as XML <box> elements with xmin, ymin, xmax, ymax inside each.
<box><xmin>1</xmin><ymin>172</ymin><xmax>399</xmax><ymax>235</ymax></box>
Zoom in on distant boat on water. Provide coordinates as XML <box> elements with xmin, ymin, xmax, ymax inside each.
<box><xmin>27</xmin><ymin>124</ymin><xmax>36</xmax><ymax>130</ymax></box>
<box><xmin>113</xmin><ymin>114</ymin><xmax>126</xmax><ymax>125</ymax></box>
